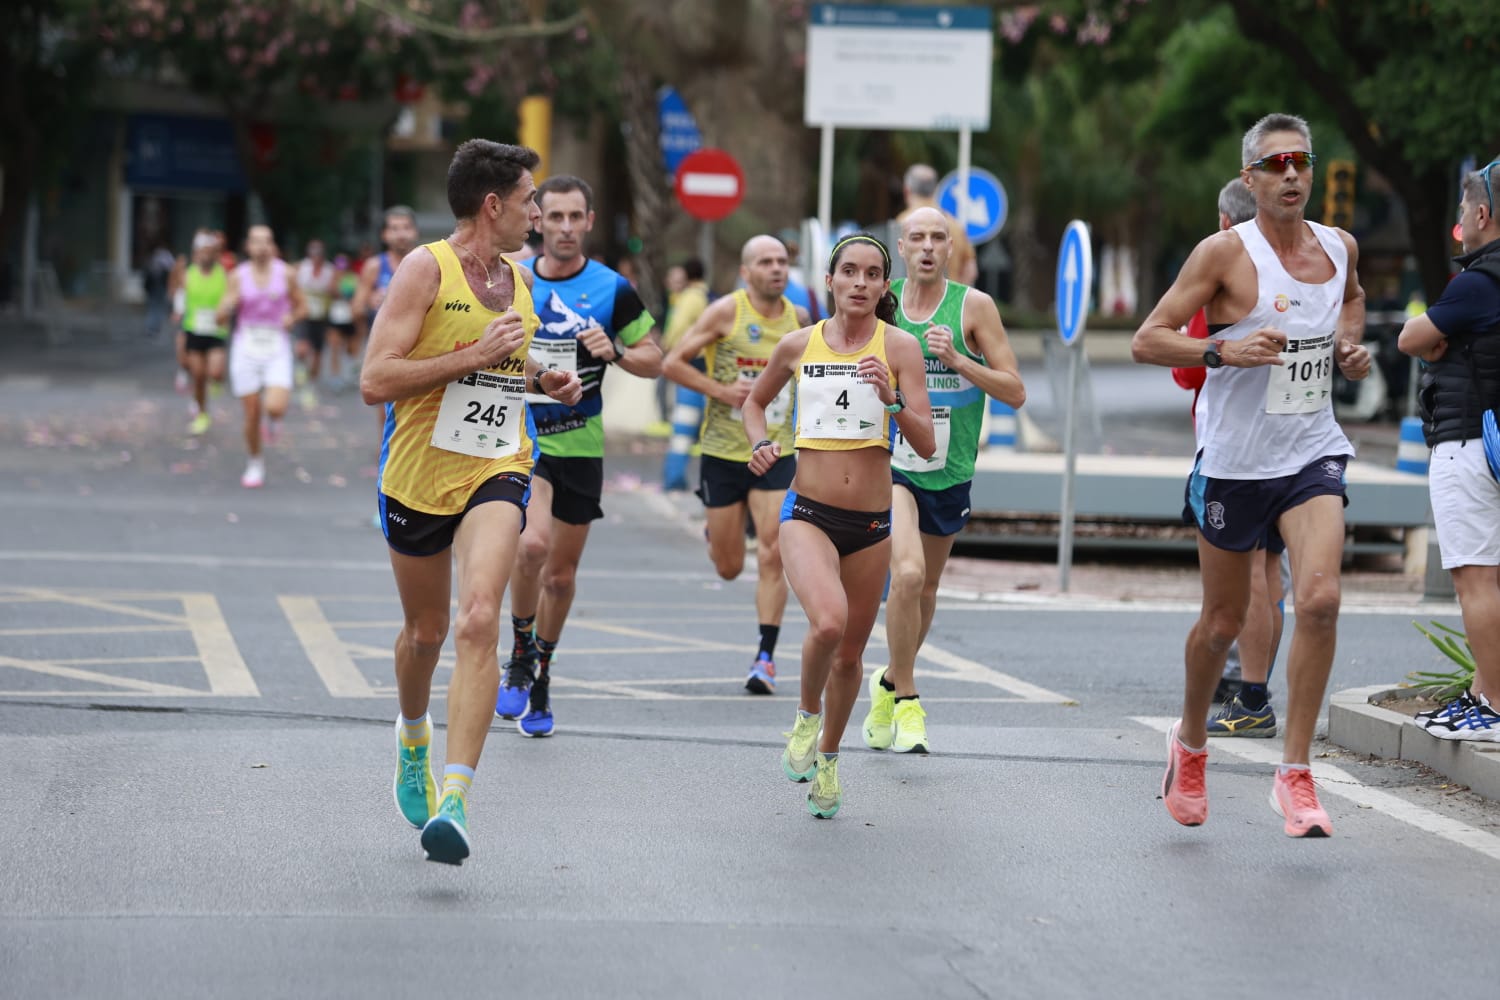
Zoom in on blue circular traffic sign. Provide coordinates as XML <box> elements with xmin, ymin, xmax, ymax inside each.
<box><xmin>936</xmin><ymin>167</ymin><xmax>1007</xmax><ymax>244</ymax></box>
<box><xmin>1055</xmin><ymin>220</ymin><xmax>1092</xmax><ymax>346</ymax></box>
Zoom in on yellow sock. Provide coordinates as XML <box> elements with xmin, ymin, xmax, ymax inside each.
<box><xmin>442</xmin><ymin>766</ymin><xmax>473</xmax><ymax>803</ymax></box>
<box><xmin>398</xmin><ymin>714</ymin><xmax>431</xmax><ymax>748</ymax></box>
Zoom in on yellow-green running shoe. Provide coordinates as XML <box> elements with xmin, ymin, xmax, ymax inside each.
<box><xmin>807</xmin><ymin>754</ymin><xmax>841</xmax><ymax>818</ymax></box>
<box><xmin>782</xmin><ymin>711</ymin><xmax>821</xmax><ymax>782</ymax></box>
<box><xmin>393</xmin><ymin>721</ymin><xmax>438</xmax><ymax>828</ymax></box>
<box><xmin>862</xmin><ymin>666</ymin><xmax>896</xmax><ymax>750</ymax></box>
<box><xmin>891</xmin><ymin>698</ymin><xmax>929</xmax><ymax>754</ymax></box>
<box><xmin>420</xmin><ymin>793</ymin><xmax>471</xmax><ymax>865</ymax></box>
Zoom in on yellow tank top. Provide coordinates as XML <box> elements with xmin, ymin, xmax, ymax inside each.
<box><xmin>700</xmin><ymin>290</ymin><xmax>801</xmax><ymax>462</ymax></box>
<box><xmin>793</xmin><ymin>320</ymin><xmax>895</xmax><ymax>452</ymax></box>
<box><xmin>378</xmin><ymin>240</ymin><xmax>540</xmax><ymax>515</ymax></box>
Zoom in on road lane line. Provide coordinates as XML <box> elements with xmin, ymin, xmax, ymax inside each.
<box><xmin>868</xmin><ymin>624</ymin><xmax>1074</xmax><ymax>704</ymax></box>
<box><xmin>1132</xmin><ymin>716</ymin><xmax>1500</xmax><ymax>863</ymax></box>
<box><xmin>15</xmin><ymin>587</ymin><xmax>188</xmax><ymax>626</ymax></box>
<box><xmin>279</xmin><ymin>596</ymin><xmax>377</xmax><ymax>698</ymax></box>
<box><xmin>0</xmin><ymin>654</ymin><xmax>203</xmax><ymax>696</ymax></box>
<box><xmin>181</xmin><ymin>594</ymin><xmax>259</xmax><ymax>697</ymax></box>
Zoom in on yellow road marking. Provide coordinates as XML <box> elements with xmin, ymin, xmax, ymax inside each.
<box><xmin>279</xmin><ymin>596</ymin><xmax>378</xmax><ymax>698</ymax></box>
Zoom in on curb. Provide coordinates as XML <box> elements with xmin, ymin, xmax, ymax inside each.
<box><xmin>1328</xmin><ymin>685</ymin><xmax>1500</xmax><ymax>801</ymax></box>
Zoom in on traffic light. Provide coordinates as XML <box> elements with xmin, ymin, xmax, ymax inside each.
<box><xmin>1323</xmin><ymin>159</ymin><xmax>1356</xmax><ymax>230</ymax></box>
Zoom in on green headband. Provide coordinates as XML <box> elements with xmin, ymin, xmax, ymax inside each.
<box><xmin>829</xmin><ymin>234</ymin><xmax>890</xmax><ymax>270</ymax></box>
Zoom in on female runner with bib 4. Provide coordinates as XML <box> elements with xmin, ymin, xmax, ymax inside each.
<box><xmin>742</xmin><ymin>232</ymin><xmax>934</xmax><ymax>818</ymax></box>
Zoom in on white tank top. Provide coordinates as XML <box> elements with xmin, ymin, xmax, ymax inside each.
<box><xmin>1195</xmin><ymin>219</ymin><xmax>1354</xmax><ymax>479</ymax></box>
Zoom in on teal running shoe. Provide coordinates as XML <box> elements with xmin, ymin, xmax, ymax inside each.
<box><xmin>393</xmin><ymin>720</ymin><xmax>438</xmax><ymax>828</ymax></box>
<box><xmin>421</xmin><ymin>793</ymin><xmax>471</xmax><ymax>865</ymax></box>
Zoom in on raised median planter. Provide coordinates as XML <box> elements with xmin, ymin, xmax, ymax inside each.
<box><xmin>1329</xmin><ymin>684</ymin><xmax>1500</xmax><ymax>802</ymax></box>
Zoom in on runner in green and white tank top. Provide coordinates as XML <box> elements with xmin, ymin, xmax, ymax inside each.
<box><xmin>864</xmin><ymin>207</ymin><xmax>1027</xmax><ymax>756</ymax></box>
<box><xmin>889</xmin><ymin>276</ymin><xmax>986</xmax><ymax>489</ymax></box>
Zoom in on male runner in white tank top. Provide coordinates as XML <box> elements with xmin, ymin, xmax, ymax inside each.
<box><xmin>1132</xmin><ymin>113</ymin><xmax>1373</xmax><ymax>839</ymax></box>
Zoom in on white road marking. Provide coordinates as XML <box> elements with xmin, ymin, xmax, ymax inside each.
<box><xmin>868</xmin><ymin>624</ymin><xmax>1074</xmax><ymax>704</ymax></box>
<box><xmin>1132</xmin><ymin>716</ymin><xmax>1500</xmax><ymax>864</ymax></box>
<box><xmin>934</xmin><ymin>592</ymin><xmax>1462</xmax><ymax>616</ymax></box>
<box><xmin>0</xmin><ymin>550</ymin><xmax>722</xmax><ymax>582</ymax></box>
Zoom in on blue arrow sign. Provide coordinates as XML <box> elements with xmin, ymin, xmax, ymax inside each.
<box><xmin>1055</xmin><ymin>220</ymin><xmax>1092</xmax><ymax>346</ymax></box>
<box><xmin>937</xmin><ymin>167</ymin><xmax>1007</xmax><ymax>244</ymax></box>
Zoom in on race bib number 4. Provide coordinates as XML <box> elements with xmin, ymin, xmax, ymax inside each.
<box><xmin>797</xmin><ymin>362</ymin><xmax>885</xmax><ymax>440</ymax></box>
<box><xmin>1265</xmin><ymin>331</ymin><xmax>1334</xmax><ymax>414</ymax></box>
<box><xmin>433</xmin><ymin>369</ymin><xmax>526</xmax><ymax>458</ymax></box>
<box><xmin>893</xmin><ymin>406</ymin><xmax>949</xmax><ymax>472</ymax></box>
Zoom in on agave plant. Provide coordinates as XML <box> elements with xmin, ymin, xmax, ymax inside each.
<box><xmin>1406</xmin><ymin>621</ymin><xmax>1476</xmax><ymax>700</ymax></box>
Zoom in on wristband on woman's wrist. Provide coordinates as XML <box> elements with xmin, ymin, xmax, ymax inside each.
<box><xmin>752</xmin><ymin>439</ymin><xmax>773</xmax><ymax>453</ymax></box>
<box><xmin>531</xmin><ymin>371</ymin><xmax>546</xmax><ymax>395</ymax></box>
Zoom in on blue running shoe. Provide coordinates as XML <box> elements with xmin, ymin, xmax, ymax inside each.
<box><xmin>420</xmin><ymin>793</ymin><xmax>471</xmax><ymax>865</ymax></box>
<box><xmin>393</xmin><ymin>720</ymin><xmax>438</xmax><ymax>829</ymax></box>
<box><xmin>745</xmin><ymin>654</ymin><xmax>776</xmax><ymax>695</ymax></box>
<box><xmin>518</xmin><ymin>672</ymin><xmax>554</xmax><ymax>737</ymax></box>
<box><xmin>495</xmin><ymin>655</ymin><xmax>535</xmax><ymax>720</ymax></box>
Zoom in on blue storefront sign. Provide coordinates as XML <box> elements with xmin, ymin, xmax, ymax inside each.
<box><xmin>658</xmin><ymin>88</ymin><xmax>703</xmax><ymax>178</ymax></box>
<box><xmin>125</xmin><ymin>114</ymin><xmax>247</xmax><ymax>193</ymax></box>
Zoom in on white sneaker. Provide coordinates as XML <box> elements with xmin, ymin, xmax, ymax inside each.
<box><xmin>241</xmin><ymin>458</ymin><xmax>265</xmax><ymax>489</ymax></box>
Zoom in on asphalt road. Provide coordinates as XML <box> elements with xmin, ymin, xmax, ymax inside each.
<box><xmin>1</xmin><ymin>334</ymin><xmax>1494</xmax><ymax>999</ymax></box>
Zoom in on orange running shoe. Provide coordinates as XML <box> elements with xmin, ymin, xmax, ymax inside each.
<box><xmin>1270</xmin><ymin>767</ymin><xmax>1332</xmax><ymax>838</ymax></box>
<box><xmin>1161</xmin><ymin>721</ymin><xmax>1208</xmax><ymax>826</ymax></box>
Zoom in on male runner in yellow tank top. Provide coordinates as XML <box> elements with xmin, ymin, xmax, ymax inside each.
<box><xmin>663</xmin><ymin>235</ymin><xmax>809</xmax><ymax>693</ymax></box>
<box><xmin>360</xmin><ymin>140</ymin><xmax>582</xmax><ymax>865</ymax></box>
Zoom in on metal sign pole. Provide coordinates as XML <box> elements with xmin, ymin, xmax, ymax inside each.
<box><xmin>956</xmin><ymin>125</ymin><xmax>971</xmax><ymax>233</ymax></box>
<box><xmin>1054</xmin><ymin>220</ymin><xmax>1092</xmax><ymax>593</ymax></box>
<box><xmin>698</xmin><ymin>221</ymin><xmax>714</xmax><ymax>282</ymax></box>
<box><xmin>817</xmin><ymin>124</ymin><xmax>835</xmax><ymax>242</ymax></box>
<box><xmin>1058</xmin><ymin>344</ymin><xmax>1080</xmax><ymax>592</ymax></box>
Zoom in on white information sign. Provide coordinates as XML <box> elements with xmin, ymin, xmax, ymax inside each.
<box><xmin>804</xmin><ymin>5</ymin><xmax>993</xmax><ymax>130</ymax></box>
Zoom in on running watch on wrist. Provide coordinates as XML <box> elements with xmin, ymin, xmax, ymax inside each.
<box><xmin>531</xmin><ymin>371</ymin><xmax>546</xmax><ymax>395</ymax></box>
<box><xmin>752</xmin><ymin>439</ymin><xmax>773</xmax><ymax>452</ymax></box>
<box><xmin>884</xmin><ymin>389</ymin><xmax>906</xmax><ymax>414</ymax></box>
<box><xmin>1203</xmin><ymin>340</ymin><xmax>1225</xmax><ymax>369</ymax></box>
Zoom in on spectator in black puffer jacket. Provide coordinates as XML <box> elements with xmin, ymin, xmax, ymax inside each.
<box><xmin>1399</xmin><ymin>159</ymin><xmax>1500</xmax><ymax>740</ymax></box>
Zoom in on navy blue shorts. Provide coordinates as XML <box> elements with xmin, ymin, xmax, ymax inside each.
<box><xmin>381</xmin><ymin>471</ymin><xmax>530</xmax><ymax>557</ymax></box>
<box><xmin>697</xmin><ymin>454</ymin><xmax>795</xmax><ymax>508</ymax></box>
<box><xmin>780</xmin><ymin>491</ymin><xmax>891</xmax><ymax>558</ymax></box>
<box><xmin>1184</xmin><ymin>453</ymin><xmax>1348</xmax><ymax>553</ymax></box>
<box><xmin>892</xmin><ymin>470</ymin><xmax>973</xmax><ymax>537</ymax></box>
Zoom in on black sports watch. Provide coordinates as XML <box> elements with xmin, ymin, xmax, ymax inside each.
<box><xmin>884</xmin><ymin>389</ymin><xmax>906</xmax><ymax>414</ymax></box>
<box><xmin>1203</xmin><ymin>341</ymin><xmax>1225</xmax><ymax>369</ymax></box>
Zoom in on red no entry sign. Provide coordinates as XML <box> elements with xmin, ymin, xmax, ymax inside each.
<box><xmin>674</xmin><ymin>148</ymin><xmax>745</xmax><ymax>222</ymax></box>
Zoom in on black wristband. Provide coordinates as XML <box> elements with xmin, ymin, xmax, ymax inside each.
<box><xmin>752</xmin><ymin>439</ymin><xmax>773</xmax><ymax>452</ymax></box>
<box><xmin>531</xmin><ymin>371</ymin><xmax>545</xmax><ymax>395</ymax></box>
<box><xmin>610</xmin><ymin>343</ymin><xmax>625</xmax><ymax>364</ymax></box>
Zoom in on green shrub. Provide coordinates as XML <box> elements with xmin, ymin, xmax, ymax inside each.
<box><xmin>1405</xmin><ymin>621</ymin><xmax>1475</xmax><ymax>701</ymax></box>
